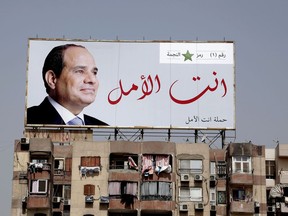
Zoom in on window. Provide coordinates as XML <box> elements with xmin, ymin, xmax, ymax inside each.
<box><xmin>216</xmin><ymin>161</ymin><xmax>226</xmax><ymax>178</ymax></box>
<box><xmin>84</xmin><ymin>184</ymin><xmax>95</xmax><ymax>196</ymax></box>
<box><xmin>53</xmin><ymin>185</ymin><xmax>63</xmax><ymax>198</ymax></box>
<box><xmin>53</xmin><ymin>184</ymin><xmax>71</xmax><ymax>200</ymax></box>
<box><xmin>65</xmin><ymin>158</ymin><xmax>72</xmax><ymax>171</ymax></box>
<box><xmin>179</xmin><ymin>187</ymin><xmax>202</xmax><ymax>202</ymax></box>
<box><xmin>232</xmin><ymin>189</ymin><xmax>245</xmax><ymax>201</ymax></box>
<box><xmin>179</xmin><ymin>187</ymin><xmax>190</xmax><ymax>202</ymax></box>
<box><xmin>54</xmin><ymin>158</ymin><xmax>65</xmax><ymax>175</ymax></box>
<box><xmin>109</xmin><ymin>182</ymin><xmax>138</xmax><ymax>198</ymax></box>
<box><xmin>179</xmin><ymin>159</ymin><xmax>202</xmax><ymax>174</ymax></box>
<box><xmin>142</xmin><ymin>154</ymin><xmax>171</xmax><ymax>175</ymax></box>
<box><xmin>217</xmin><ymin>191</ymin><xmax>226</xmax><ymax>204</ymax></box>
<box><xmin>63</xmin><ymin>185</ymin><xmax>71</xmax><ymax>200</ymax></box>
<box><xmin>190</xmin><ymin>188</ymin><xmax>202</xmax><ymax>202</ymax></box>
<box><xmin>30</xmin><ymin>179</ymin><xmax>48</xmax><ymax>194</ymax></box>
<box><xmin>80</xmin><ymin>156</ymin><xmax>101</xmax><ymax>177</ymax></box>
<box><xmin>210</xmin><ymin>162</ymin><xmax>216</xmax><ymax>175</ymax></box>
<box><xmin>266</xmin><ymin>160</ymin><xmax>276</xmax><ymax>179</ymax></box>
<box><xmin>266</xmin><ymin>189</ymin><xmax>275</xmax><ymax>206</ymax></box>
<box><xmin>232</xmin><ymin>188</ymin><xmax>252</xmax><ymax>202</ymax></box>
<box><xmin>232</xmin><ymin>156</ymin><xmax>251</xmax><ymax>173</ymax></box>
<box><xmin>110</xmin><ymin>154</ymin><xmax>138</xmax><ymax>170</ymax></box>
<box><xmin>81</xmin><ymin>156</ymin><xmax>101</xmax><ymax>167</ymax></box>
<box><xmin>210</xmin><ymin>188</ymin><xmax>216</xmax><ymax>205</ymax></box>
<box><xmin>109</xmin><ymin>181</ymin><xmax>138</xmax><ymax>206</ymax></box>
<box><xmin>141</xmin><ymin>181</ymin><xmax>172</xmax><ymax>200</ymax></box>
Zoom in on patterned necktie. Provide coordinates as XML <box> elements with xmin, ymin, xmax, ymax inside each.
<box><xmin>67</xmin><ymin>117</ymin><xmax>84</xmax><ymax>125</ymax></box>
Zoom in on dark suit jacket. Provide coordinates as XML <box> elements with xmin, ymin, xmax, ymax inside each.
<box><xmin>27</xmin><ymin>97</ymin><xmax>108</xmax><ymax>126</ymax></box>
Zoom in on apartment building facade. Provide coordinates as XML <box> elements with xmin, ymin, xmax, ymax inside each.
<box><xmin>11</xmin><ymin>131</ymin><xmax>278</xmax><ymax>216</ymax></box>
<box><xmin>266</xmin><ymin>144</ymin><xmax>288</xmax><ymax>215</ymax></box>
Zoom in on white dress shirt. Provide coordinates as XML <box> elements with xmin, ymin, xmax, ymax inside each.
<box><xmin>47</xmin><ymin>96</ymin><xmax>85</xmax><ymax>125</ymax></box>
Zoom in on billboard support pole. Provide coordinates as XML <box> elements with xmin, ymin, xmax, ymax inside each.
<box><xmin>114</xmin><ymin>129</ymin><xmax>118</xmax><ymax>141</ymax></box>
<box><xmin>221</xmin><ymin>130</ymin><xmax>226</xmax><ymax>149</ymax></box>
<box><xmin>141</xmin><ymin>129</ymin><xmax>144</xmax><ymax>140</ymax></box>
<box><xmin>195</xmin><ymin>130</ymin><xmax>198</xmax><ymax>143</ymax></box>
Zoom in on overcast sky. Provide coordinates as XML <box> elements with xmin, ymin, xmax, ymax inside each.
<box><xmin>1</xmin><ymin>1</ymin><xmax>288</xmax><ymax>214</ymax></box>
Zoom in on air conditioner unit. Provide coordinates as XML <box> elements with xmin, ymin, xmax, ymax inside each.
<box><xmin>85</xmin><ymin>195</ymin><xmax>94</xmax><ymax>203</ymax></box>
<box><xmin>19</xmin><ymin>173</ymin><xmax>27</xmax><ymax>180</ymax></box>
<box><xmin>63</xmin><ymin>199</ymin><xmax>71</xmax><ymax>205</ymax></box>
<box><xmin>255</xmin><ymin>201</ymin><xmax>260</xmax><ymax>207</ymax></box>
<box><xmin>22</xmin><ymin>196</ymin><xmax>27</xmax><ymax>203</ymax></box>
<box><xmin>179</xmin><ymin>204</ymin><xmax>188</xmax><ymax>211</ymax></box>
<box><xmin>20</xmin><ymin>138</ymin><xmax>30</xmax><ymax>150</ymax></box>
<box><xmin>124</xmin><ymin>161</ymin><xmax>128</xmax><ymax>169</ymax></box>
<box><xmin>194</xmin><ymin>174</ymin><xmax>203</xmax><ymax>181</ymax></box>
<box><xmin>21</xmin><ymin>138</ymin><xmax>29</xmax><ymax>144</ymax></box>
<box><xmin>180</xmin><ymin>174</ymin><xmax>190</xmax><ymax>182</ymax></box>
<box><xmin>99</xmin><ymin>196</ymin><xmax>109</xmax><ymax>204</ymax></box>
<box><xmin>53</xmin><ymin>197</ymin><xmax>61</xmax><ymax>203</ymax></box>
<box><xmin>195</xmin><ymin>203</ymin><xmax>204</xmax><ymax>210</ymax></box>
<box><xmin>210</xmin><ymin>175</ymin><xmax>216</xmax><ymax>181</ymax></box>
<box><xmin>211</xmin><ymin>205</ymin><xmax>216</xmax><ymax>211</ymax></box>
<box><xmin>267</xmin><ymin>206</ymin><xmax>275</xmax><ymax>212</ymax></box>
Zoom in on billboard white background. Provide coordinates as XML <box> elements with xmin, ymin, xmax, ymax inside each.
<box><xmin>26</xmin><ymin>39</ymin><xmax>235</xmax><ymax>129</ymax></box>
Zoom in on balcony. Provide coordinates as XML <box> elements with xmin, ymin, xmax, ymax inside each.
<box><xmin>26</xmin><ymin>196</ymin><xmax>50</xmax><ymax>209</ymax></box>
<box><xmin>108</xmin><ymin>198</ymin><xmax>140</xmax><ymax>210</ymax></box>
<box><xmin>27</xmin><ymin>163</ymin><xmax>51</xmax><ymax>179</ymax></box>
<box><xmin>230</xmin><ymin>200</ymin><xmax>254</xmax><ymax>213</ymax></box>
<box><xmin>52</xmin><ymin>200</ymin><xmax>64</xmax><ymax>212</ymax></box>
<box><xmin>109</xmin><ymin>172</ymin><xmax>140</xmax><ymax>182</ymax></box>
<box><xmin>53</xmin><ymin>170</ymin><xmax>71</xmax><ymax>183</ymax></box>
<box><xmin>230</xmin><ymin>172</ymin><xmax>253</xmax><ymax>185</ymax></box>
<box><xmin>28</xmin><ymin>162</ymin><xmax>51</xmax><ymax>173</ymax></box>
<box><xmin>109</xmin><ymin>155</ymin><xmax>139</xmax><ymax>171</ymax></box>
<box><xmin>140</xmin><ymin>200</ymin><xmax>175</xmax><ymax>211</ymax></box>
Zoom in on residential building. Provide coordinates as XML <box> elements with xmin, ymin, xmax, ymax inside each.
<box><xmin>267</xmin><ymin>144</ymin><xmax>288</xmax><ymax>215</ymax></box>
<box><xmin>11</xmin><ymin>130</ymin><xmax>283</xmax><ymax>216</ymax></box>
<box><xmin>226</xmin><ymin>143</ymin><xmax>266</xmax><ymax>215</ymax></box>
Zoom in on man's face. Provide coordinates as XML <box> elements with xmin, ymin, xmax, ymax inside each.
<box><xmin>53</xmin><ymin>47</ymin><xmax>99</xmax><ymax>114</ymax></box>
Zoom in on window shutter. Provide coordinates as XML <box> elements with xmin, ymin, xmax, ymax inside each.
<box><xmin>65</xmin><ymin>158</ymin><xmax>72</xmax><ymax>172</ymax></box>
<box><xmin>81</xmin><ymin>156</ymin><xmax>101</xmax><ymax>166</ymax></box>
<box><xmin>91</xmin><ymin>156</ymin><xmax>101</xmax><ymax>166</ymax></box>
<box><xmin>84</xmin><ymin>184</ymin><xmax>95</xmax><ymax>196</ymax></box>
<box><xmin>81</xmin><ymin>156</ymin><xmax>88</xmax><ymax>166</ymax></box>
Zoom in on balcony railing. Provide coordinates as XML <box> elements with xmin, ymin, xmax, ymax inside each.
<box><xmin>26</xmin><ymin>196</ymin><xmax>50</xmax><ymax>209</ymax></box>
<box><xmin>230</xmin><ymin>172</ymin><xmax>253</xmax><ymax>185</ymax></box>
<box><xmin>230</xmin><ymin>200</ymin><xmax>254</xmax><ymax>213</ymax></box>
<box><xmin>28</xmin><ymin>163</ymin><xmax>51</xmax><ymax>173</ymax></box>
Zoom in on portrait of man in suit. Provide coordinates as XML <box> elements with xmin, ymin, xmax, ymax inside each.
<box><xmin>27</xmin><ymin>44</ymin><xmax>108</xmax><ymax>126</ymax></box>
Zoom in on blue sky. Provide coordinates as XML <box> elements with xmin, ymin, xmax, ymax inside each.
<box><xmin>1</xmin><ymin>1</ymin><xmax>288</xmax><ymax>214</ymax></box>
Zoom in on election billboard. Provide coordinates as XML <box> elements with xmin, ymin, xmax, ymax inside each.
<box><xmin>25</xmin><ymin>38</ymin><xmax>235</xmax><ymax>129</ymax></box>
